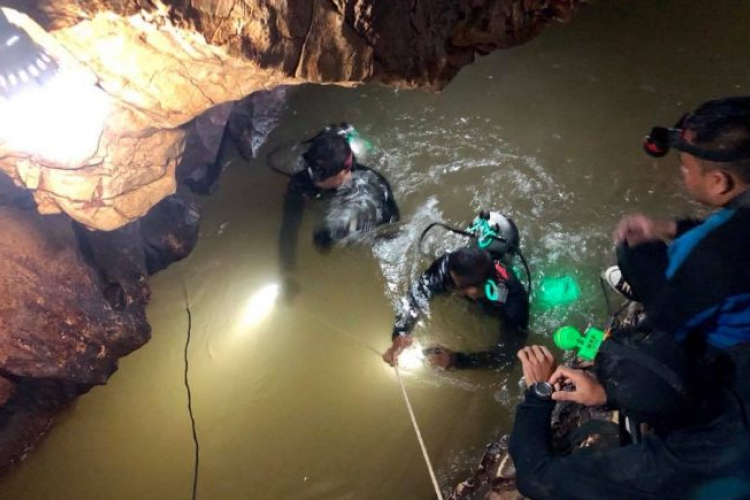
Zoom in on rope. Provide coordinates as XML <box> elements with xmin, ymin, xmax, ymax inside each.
<box><xmin>297</xmin><ymin>307</ymin><xmax>444</xmax><ymax>499</ymax></box>
<box><xmin>394</xmin><ymin>366</ymin><xmax>445</xmax><ymax>500</ymax></box>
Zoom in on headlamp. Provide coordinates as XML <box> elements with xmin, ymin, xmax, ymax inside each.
<box><xmin>643</xmin><ymin>113</ymin><xmax>750</xmax><ymax>162</ymax></box>
<box><xmin>0</xmin><ymin>10</ymin><xmax>59</xmax><ymax>100</ymax></box>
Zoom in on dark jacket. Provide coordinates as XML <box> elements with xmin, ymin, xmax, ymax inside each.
<box><xmin>392</xmin><ymin>251</ymin><xmax>529</xmax><ymax>369</ymax></box>
<box><xmin>278</xmin><ymin>164</ymin><xmax>399</xmax><ymax>274</ymax></box>
<box><xmin>633</xmin><ymin>190</ymin><xmax>750</xmax><ymax>349</ymax></box>
<box><xmin>509</xmin><ymin>389</ymin><xmax>750</xmax><ymax>500</ymax></box>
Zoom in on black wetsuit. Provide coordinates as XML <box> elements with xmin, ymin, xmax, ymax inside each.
<box><xmin>391</xmin><ymin>251</ymin><xmax>529</xmax><ymax>369</ymax></box>
<box><xmin>278</xmin><ymin>163</ymin><xmax>399</xmax><ymax>275</ymax></box>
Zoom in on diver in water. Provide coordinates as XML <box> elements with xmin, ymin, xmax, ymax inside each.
<box><xmin>277</xmin><ymin>126</ymin><xmax>400</xmax><ymax>294</ymax></box>
<box><xmin>382</xmin><ymin>242</ymin><xmax>530</xmax><ymax>370</ymax></box>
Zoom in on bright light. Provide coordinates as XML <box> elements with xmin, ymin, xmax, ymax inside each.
<box><xmin>0</xmin><ymin>67</ymin><xmax>109</xmax><ymax>163</ymax></box>
<box><xmin>240</xmin><ymin>283</ymin><xmax>280</xmax><ymax>328</ymax></box>
<box><xmin>397</xmin><ymin>341</ymin><xmax>426</xmax><ymax>370</ymax></box>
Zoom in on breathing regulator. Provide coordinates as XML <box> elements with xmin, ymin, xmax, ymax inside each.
<box><xmin>418</xmin><ymin>210</ymin><xmax>531</xmax><ymax>301</ymax></box>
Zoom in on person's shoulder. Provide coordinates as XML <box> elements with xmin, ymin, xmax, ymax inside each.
<box><xmin>354</xmin><ymin>163</ymin><xmax>391</xmax><ymax>181</ymax></box>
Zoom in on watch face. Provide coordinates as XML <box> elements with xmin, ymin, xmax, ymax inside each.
<box><xmin>533</xmin><ymin>382</ymin><xmax>554</xmax><ymax>399</ymax></box>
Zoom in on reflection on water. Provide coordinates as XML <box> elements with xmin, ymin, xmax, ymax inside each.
<box><xmin>2</xmin><ymin>1</ymin><xmax>750</xmax><ymax>499</ymax></box>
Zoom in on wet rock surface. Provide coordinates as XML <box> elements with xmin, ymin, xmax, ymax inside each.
<box><xmin>0</xmin><ymin>190</ymin><xmax>200</xmax><ymax>471</ymax></box>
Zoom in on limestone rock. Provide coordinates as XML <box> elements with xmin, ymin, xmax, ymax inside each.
<box><xmin>0</xmin><ymin>206</ymin><xmax>150</xmax><ymax>383</ymax></box>
<box><xmin>0</xmin><ymin>1</ymin><xmax>582</xmax><ymax>231</ymax></box>
<box><xmin>0</xmin><ymin>194</ymin><xmax>199</xmax><ymax>468</ymax></box>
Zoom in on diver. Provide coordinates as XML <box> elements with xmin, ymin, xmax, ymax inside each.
<box><xmin>603</xmin><ymin>97</ymin><xmax>750</xmax><ymax>417</ymax></box>
<box><xmin>276</xmin><ymin>124</ymin><xmax>400</xmax><ymax>294</ymax></box>
<box><xmin>382</xmin><ymin>212</ymin><xmax>530</xmax><ymax>369</ymax></box>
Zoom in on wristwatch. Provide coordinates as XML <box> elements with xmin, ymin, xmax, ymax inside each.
<box><xmin>530</xmin><ymin>382</ymin><xmax>555</xmax><ymax>400</ymax></box>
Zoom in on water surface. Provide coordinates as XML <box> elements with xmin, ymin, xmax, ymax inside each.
<box><xmin>2</xmin><ymin>1</ymin><xmax>750</xmax><ymax>499</ymax></box>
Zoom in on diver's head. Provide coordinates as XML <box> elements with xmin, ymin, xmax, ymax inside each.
<box><xmin>447</xmin><ymin>247</ymin><xmax>494</xmax><ymax>300</ymax></box>
<box><xmin>644</xmin><ymin>96</ymin><xmax>750</xmax><ymax>207</ymax></box>
<box><xmin>303</xmin><ymin>132</ymin><xmax>354</xmax><ymax>189</ymax></box>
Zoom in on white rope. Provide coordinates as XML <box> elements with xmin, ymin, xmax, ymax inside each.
<box><xmin>394</xmin><ymin>366</ymin><xmax>445</xmax><ymax>500</ymax></box>
<box><xmin>295</xmin><ymin>308</ymin><xmax>444</xmax><ymax>499</ymax></box>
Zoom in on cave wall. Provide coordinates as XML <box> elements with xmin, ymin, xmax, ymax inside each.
<box><xmin>0</xmin><ymin>0</ymin><xmax>583</xmax><ymax>231</ymax></box>
<box><xmin>0</xmin><ymin>0</ymin><xmax>585</xmax><ymax>472</ymax></box>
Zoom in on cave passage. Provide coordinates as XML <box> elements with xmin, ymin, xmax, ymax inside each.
<box><xmin>2</xmin><ymin>1</ymin><xmax>750</xmax><ymax>499</ymax></box>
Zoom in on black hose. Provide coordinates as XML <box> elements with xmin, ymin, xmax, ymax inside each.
<box><xmin>183</xmin><ymin>292</ymin><xmax>200</xmax><ymax>500</ymax></box>
<box><xmin>517</xmin><ymin>250</ymin><xmax>533</xmax><ymax>297</ymax></box>
<box><xmin>416</xmin><ymin>222</ymin><xmax>475</xmax><ymax>258</ymax></box>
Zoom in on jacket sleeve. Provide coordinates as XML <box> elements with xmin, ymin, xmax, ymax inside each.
<box><xmin>510</xmin><ymin>393</ymin><xmax>682</xmax><ymax>500</ymax></box>
<box><xmin>392</xmin><ymin>256</ymin><xmax>450</xmax><ymax>339</ymax></box>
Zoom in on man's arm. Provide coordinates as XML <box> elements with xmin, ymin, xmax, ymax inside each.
<box><xmin>392</xmin><ymin>256</ymin><xmax>451</xmax><ymax>338</ymax></box>
<box><xmin>509</xmin><ymin>393</ymin><xmax>672</xmax><ymax>500</ymax></box>
<box><xmin>450</xmin><ymin>329</ymin><xmax>528</xmax><ymax>369</ymax></box>
<box><xmin>383</xmin><ymin>256</ymin><xmax>451</xmax><ymax>365</ymax></box>
<box><xmin>511</xmin><ymin>350</ymin><xmax>676</xmax><ymax>500</ymax></box>
<box><xmin>278</xmin><ymin>176</ymin><xmax>309</xmax><ymax>277</ymax></box>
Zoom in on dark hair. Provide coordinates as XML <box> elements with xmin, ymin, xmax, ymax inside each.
<box><xmin>302</xmin><ymin>132</ymin><xmax>352</xmax><ymax>180</ymax></box>
<box><xmin>684</xmin><ymin>96</ymin><xmax>750</xmax><ymax>182</ymax></box>
<box><xmin>447</xmin><ymin>247</ymin><xmax>494</xmax><ymax>288</ymax></box>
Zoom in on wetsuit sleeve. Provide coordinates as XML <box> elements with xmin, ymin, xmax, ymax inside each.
<box><xmin>451</xmin><ymin>328</ymin><xmax>528</xmax><ymax>369</ymax></box>
<box><xmin>278</xmin><ymin>176</ymin><xmax>308</xmax><ymax>275</ymax></box>
<box><xmin>509</xmin><ymin>393</ymin><xmax>692</xmax><ymax>500</ymax></box>
<box><xmin>392</xmin><ymin>256</ymin><xmax>450</xmax><ymax>339</ymax></box>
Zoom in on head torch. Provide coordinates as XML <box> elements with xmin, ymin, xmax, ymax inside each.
<box><xmin>643</xmin><ymin>113</ymin><xmax>750</xmax><ymax>162</ymax></box>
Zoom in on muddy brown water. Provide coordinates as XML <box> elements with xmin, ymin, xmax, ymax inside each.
<box><xmin>2</xmin><ymin>1</ymin><xmax>750</xmax><ymax>499</ymax></box>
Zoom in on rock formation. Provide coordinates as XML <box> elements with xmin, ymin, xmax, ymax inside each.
<box><xmin>0</xmin><ymin>0</ymin><xmax>583</xmax><ymax>230</ymax></box>
<box><xmin>0</xmin><ymin>0</ymin><xmax>584</xmax><ymax>472</ymax></box>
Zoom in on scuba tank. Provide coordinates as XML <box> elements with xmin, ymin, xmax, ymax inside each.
<box><xmin>417</xmin><ymin>210</ymin><xmax>532</xmax><ymax>295</ymax></box>
<box><xmin>468</xmin><ymin>210</ymin><xmax>520</xmax><ymax>257</ymax></box>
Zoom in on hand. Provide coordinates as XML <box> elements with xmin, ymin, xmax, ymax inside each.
<box><xmin>517</xmin><ymin>346</ymin><xmax>556</xmax><ymax>386</ymax></box>
<box><xmin>424</xmin><ymin>345</ymin><xmax>454</xmax><ymax>369</ymax></box>
<box><xmin>613</xmin><ymin>214</ymin><xmax>677</xmax><ymax>246</ymax></box>
<box><xmin>548</xmin><ymin>366</ymin><xmax>607</xmax><ymax>406</ymax></box>
<box><xmin>382</xmin><ymin>335</ymin><xmax>414</xmax><ymax>366</ymax></box>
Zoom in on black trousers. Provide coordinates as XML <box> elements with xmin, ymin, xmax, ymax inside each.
<box><xmin>616</xmin><ymin>242</ymin><xmax>669</xmax><ymax>308</ymax></box>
